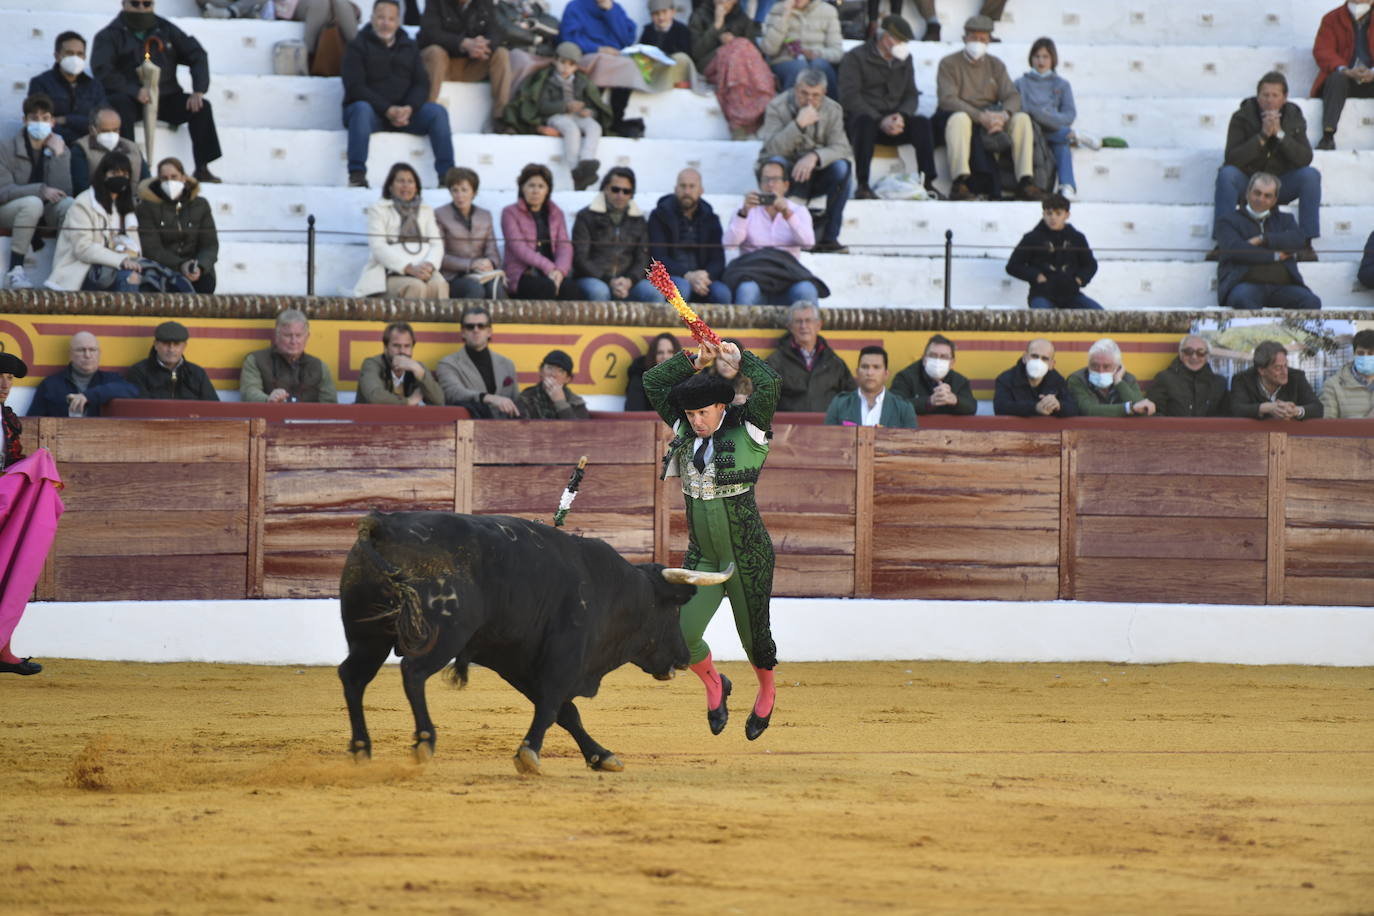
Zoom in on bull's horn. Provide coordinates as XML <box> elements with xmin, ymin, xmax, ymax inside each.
<box><xmin>661</xmin><ymin>562</ymin><xmax>735</xmax><ymax>586</ymax></box>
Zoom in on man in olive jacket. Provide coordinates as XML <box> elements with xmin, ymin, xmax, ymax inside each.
<box><xmin>1149</xmin><ymin>335</ymin><xmax>1228</xmax><ymax>417</ymax></box>
<box><xmin>765</xmin><ymin>301</ymin><xmax>855</xmax><ymax>412</ymax></box>
<box><xmin>1212</xmin><ymin>71</ymin><xmax>1319</xmax><ymax>244</ymax></box>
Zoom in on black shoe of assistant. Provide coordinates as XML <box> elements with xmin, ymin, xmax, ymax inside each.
<box><xmin>0</xmin><ymin>658</ymin><xmax>42</xmax><ymax>675</ymax></box>
<box><xmin>708</xmin><ymin>674</ymin><xmax>732</xmax><ymax>736</ymax></box>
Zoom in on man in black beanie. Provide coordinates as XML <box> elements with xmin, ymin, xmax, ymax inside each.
<box><xmin>518</xmin><ymin>349</ymin><xmax>590</xmax><ymax>419</ymax></box>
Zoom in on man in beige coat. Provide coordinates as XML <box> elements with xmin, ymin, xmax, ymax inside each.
<box><xmin>434</xmin><ymin>303</ymin><xmax>524</xmax><ymax>417</ymax></box>
<box><xmin>934</xmin><ymin>15</ymin><xmax>1043</xmax><ymax>201</ymax></box>
<box><xmin>1319</xmin><ymin>329</ymin><xmax>1374</xmax><ymax>418</ymax></box>
<box><xmin>758</xmin><ymin>67</ymin><xmax>853</xmax><ymax>253</ymax></box>
<box><xmin>355</xmin><ymin>321</ymin><xmax>445</xmax><ymax>406</ymax></box>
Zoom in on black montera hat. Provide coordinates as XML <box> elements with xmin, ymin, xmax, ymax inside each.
<box><xmin>0</xmin><ymin>346</ymin><xmax>28</xmax><ymax>378</ymax></box>
<box><xmin>670</xmin><ymin>372</ymin><xmax>736</xmax><ymax>411</ymax></box>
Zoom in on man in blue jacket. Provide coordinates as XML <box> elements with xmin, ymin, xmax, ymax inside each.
<box><xmin>648</xmin><ymin>168</ymin><xmax>731</xmax><ymax>304</ymax></box>
<box><xmin>28</xmin><ymin>32</ymin><xmax>108</xmax><ymax>145</ymax></box>
<box><xmin>28</xmin><ymin>331</ymin><xmax>138</xmax><ymax>417</ymax></box>
<box><xmin>1215</xmin><ymin>171</ymin><xmax>1321</xmax><ymax>310</ymax></box>
<box><xmin>993</xmin><ymin>337</ymin><xmax>1079</xmax><ymax>417</ymax></box>
<box><xmin>342</xmin><ymin>0</ymin><xmax>456</xmax><ymax>188</ymax></box>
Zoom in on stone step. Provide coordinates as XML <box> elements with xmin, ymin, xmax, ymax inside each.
<box><xmin>188</xmin><ymin>184</ymin><xmax>1371</xmax><ymax>263</ymax></box>
<box><xmin>4</xmin><ymin>9</ymin><xmax>1321</xmax><ymax>100</ymax></box>
<box><xmin>6</xmin><ymin>234</ymin><xmax>1367</xmax><ymax>309</ymax></box>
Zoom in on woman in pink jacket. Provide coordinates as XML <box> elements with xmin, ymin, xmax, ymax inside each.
<box><xmin>500</xmin><ymin>162</ymin><xmax>576</xmax><ymax>299</ymax></box>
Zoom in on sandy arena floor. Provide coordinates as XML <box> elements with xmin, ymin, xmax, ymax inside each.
<box><xmin>1</xmin><ymin>659</ymin><xmax>1371</xmax><ymax>915</ymax></box>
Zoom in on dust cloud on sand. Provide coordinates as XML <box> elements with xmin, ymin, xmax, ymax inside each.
<box><xmin>3</xmin><ymin>660</ymin><xmax>1371</xmax><ymax>914</ymax></box>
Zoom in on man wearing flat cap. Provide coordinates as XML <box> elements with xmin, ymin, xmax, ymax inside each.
<box><xmin>838</xmin><ymin>15</ymin><xmax>939</xmax><ymax>200</ymax></box>
<box><xmin>935</xmin><ymin>14</ymin><xmax>1044</xmax><ymax>201</ymax></box>
<box><xmin>643</xmin><ymin>338</ymin><xmax>783</xmax><ymax>743</ymax></box>
<box><xmin>125</xmin><ymin>320</ymin><xmax>219</xmax><ymax>401</ymax></box>
<box><xmin>28</xmin><ymin>330</ymin><xmax>139</xmax><ymax>417</ymax></box>
<box><xmin>518</xmin><ymin>349</ymin><xmax>590</xmax><ymax>418</ymax></box>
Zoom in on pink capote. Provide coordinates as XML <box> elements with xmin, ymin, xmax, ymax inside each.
<box><xmin>0</xmin><ymin>448</ymin><xmax>64</xmax><ymax>648</ymax></box>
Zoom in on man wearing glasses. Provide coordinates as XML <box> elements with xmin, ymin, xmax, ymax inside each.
<box><xmin>1149</xmin><ymin>335</ymin><xmax>1230</xmax><ymax>417</ymax></box>
<box><xmin>435</xmin><ymin>304</ymin><xmax>524</xmax><ymax>417</ymax></box>
<box><xmin>91</xmin><ymin>0</ymin><xmax>223</xmax><ymax>183</ymax></box>
<box><xmin>570</xmin><ymin>167</ymin><xmax>659</xmax><ymax>303</ymax></box>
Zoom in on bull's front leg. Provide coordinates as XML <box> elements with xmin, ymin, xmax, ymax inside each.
<box><xmin>513</xmin><ymin>695</ymin><xmax>563</xmax><ymax>776</ymax></box>
<box><xmin>400</xmin><ymin>654</ymin><xmax>448</xmax><ymax>763</ymax></box>
<box><xmin>557</xmin><ymin>701</ymin><xmax>623</xmax><ymax>772</ymax></box>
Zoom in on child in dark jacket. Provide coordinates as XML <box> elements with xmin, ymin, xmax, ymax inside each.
<box><xmin>637</xmin><ymin>0</ymin><xmax>696</xmax><ymax>88</ymax></box>
<box><xmin>1005</xmin><ymin>192</ymin><xmax>1102</xmax><ymax>310</ymax></box>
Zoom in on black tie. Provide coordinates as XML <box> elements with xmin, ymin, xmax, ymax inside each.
<box><xmin>693</xmin><ymin>439</ymin><xmax>708</xmax><ymax>473</ymax></box>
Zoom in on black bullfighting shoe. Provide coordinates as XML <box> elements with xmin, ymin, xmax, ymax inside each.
<box><xmin>745</xmin><ymin>707</ymin><xmax>771</xmax><ymax>741</ymax></box>
<box><xmin>708</xmin><ymin>675</ymin><xmax>732</xmax><ymax>736</ymax></box>
<box><xmin>0</xmin><ymin>657</ymin><xmax>42</xmax><ymax>675</ymax></box>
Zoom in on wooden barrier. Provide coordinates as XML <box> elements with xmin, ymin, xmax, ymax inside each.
<box><xmin>22</xmin><ymin>417</ymin><xmax>1374</xmax><ymax>607</ymax></box>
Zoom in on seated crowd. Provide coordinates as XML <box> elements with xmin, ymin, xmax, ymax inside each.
<box><xmin>23</xmin><ymin>304</ymin><xmax>1372</xmax><ymax>422</ymax></box>
<box><xmin>2</xmin><ymin>1</ymin><xmax>1369</xmax><ymax>308</ymax></box>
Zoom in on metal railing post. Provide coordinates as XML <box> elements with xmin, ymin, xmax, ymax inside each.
<box><xmin>943</xmin><ymin>229</ymin><xmax>953</xmax><ymax>310</ymax></box>
<box><xmin>306</xmin><ymin>214</ymin><xmax>316</xmax><ymax>296</ymax></box>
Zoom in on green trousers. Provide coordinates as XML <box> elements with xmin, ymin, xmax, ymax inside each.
<box><xmin>679</xmin><ymin>489</ymin><xmax>777</xmax><ymax>669</ymax></box>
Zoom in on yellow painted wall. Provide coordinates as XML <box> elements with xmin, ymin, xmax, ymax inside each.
<box><xmin>0</xmin><ymin>314</ymin><xmax>1181</xmax><ymax>396</ymax></box>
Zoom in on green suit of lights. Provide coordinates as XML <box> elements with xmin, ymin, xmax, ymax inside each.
<box><xmin>643</xmin><ymin>349</ymin><xmax>781</xmax><ymax>669</ymax></box>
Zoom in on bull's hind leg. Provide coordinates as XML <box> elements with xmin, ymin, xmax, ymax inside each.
<box><xmin>557</xmin><ymin>701</ymin><xmax>623</xmax><ymax>772</ymax></box>
<box><xmin>513</xmin><ymin>693</ymin><xmax>565</xmax><ymax>776</ymax></box>
<box><xmin>338</xmin><ymin>636</ymin><xmax>392</xmax><ymax>761</ymax></box>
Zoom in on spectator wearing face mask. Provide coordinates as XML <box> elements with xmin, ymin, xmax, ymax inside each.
<box><xmin>135</xmin><ymin>156</ymin><xmax>219</xmax><ymax>293</ymax></box>
<box><xmin>1318</xmin><ymin>328</ymin><xmax>1374</xmax><ymax>418</ymax></box>
<box><xmin>28</xmin><ymin>31</ymin><xmax>108</xmax><ymax>146</ymax></box>
<box><xmin>1014</xmin><ymin>37</ymin><xmax>1080</xmax><ymax>200</ymax></box>
<box><xmin>993</xmin><ymin>337</ymin><xmax>1078</xmax><ymax>417</ymax></box>
<box><xmin>1005</xmin><ymin>192</ymin><xmax>1102</xmax><ymax>310</ymax></box>
<box><xmin>71</xmin><ymin>105</ymin><xmax>147</xmax><ymax>195</ymax></box>
<box><xmin>838</xmin><ymin>15</ymin><xmax>939</xmax><ymax>200</ymax></box>
<box><xmin>1066</xmin><ymin>337</ymin><xmax>1156</xmax><ymax>418</ymax></box>
<box><xmin>891</xmin><ymin>333</ymin><xmax>976</xmax><ymax>415</ymax></box>
<box><xmin>0</xmin><ymin>94</ymin><xmax>76</xmax><ymax>290</ymax></box>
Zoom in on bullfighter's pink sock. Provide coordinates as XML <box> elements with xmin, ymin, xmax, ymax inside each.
<box><xmin>0</xmin><ymin>641</ymin><xmax>20</xmax><ymax>664</ymax></box>
<box><xmin>689</xmin><ymin>654</ymin><xmax>723</xmax><ymax>708</ymax></box>
<box><xmin>753</xmin><ymin>666</ymin><xmax>775</xmax><ymax>717</ymax></box>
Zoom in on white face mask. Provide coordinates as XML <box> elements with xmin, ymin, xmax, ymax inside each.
<box><xmin>1024</xmin><ymin>356</ymin><xmax>1049</xmax><ymax>380</ymax></box>
<box><xmin>60</xmin><ymin>54</ymin><xmax>85</xmax><ymax>76</ymax></box>
<box><xmin>964</xmin><ymin>40</ymin><xmax>988</xmax><ymax>60</ymax></box>
<box><xmin>1245</xmin><ymin>204</ymin><xmax>1270</xmax><ymax>221</ymax></box>
<box><xmin>923</xmin><ymin>357</ymin><xmax>950</xmax><ymax>381</ymax></box>
<box><xmin>25</xmin><ymin>120</ymin><xmax>53</xmax><ymax>142</ymax></box>
<box><xmin>162</xmin><ymin>179</ymin><xmax>185</xmax><ymax>200</ymax></box>
<box><xmin>1354</xmin><ymin>354</ymin><xmax>1374</xmax><ymax>375</ymax></box>
<box><xmin>95</xmin><ymin>130</ymin><xmax>120</xmax><ymax>151</ymax></box>
<box><xmin>1350</xmin><ymin>3</ymin><xmax>1371</xmax><ymax>19</ymax></box>
<box><xmin>890</xmin><ymin>41</ymin><xmax>910</xmax><ymax>61</ymax></box>
<box><xmin>1089</xmin><ymin>370</ymin><xmax>1116</xmax><ymax>389</ymax></box>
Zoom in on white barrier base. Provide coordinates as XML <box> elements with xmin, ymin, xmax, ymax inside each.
<box><xmin>12</xmin><ymin>598</ymin><xmax>1373</xmax><ymax>667</ymax></box>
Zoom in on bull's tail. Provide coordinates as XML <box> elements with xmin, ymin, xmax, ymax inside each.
<box><xmin>444</xmin><ymin>661</ymin><xmax>470</xmax><ymax>688</ymax></box>
<box><xmin>352</xmin><ymin>515</ymin><xmax>439</xmax><ymax>658</ymax></box>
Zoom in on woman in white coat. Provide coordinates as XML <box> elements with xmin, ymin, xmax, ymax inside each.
<box><xmin>45</xmin><ymin>151</ymin><xmax>146</xmax><ymax>292</ymax></box>
<box><xmin>353</xmin><ymin>161</ymin><xmax>446</xmax><ymax>299</ymax></box>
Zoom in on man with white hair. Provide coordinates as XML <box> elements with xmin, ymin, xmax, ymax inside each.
<box><xmin>1066</xmin><ymin>338</ymin><xmax>1156</xmax><ymax>417</ymax></box>
<box><xmin>27</xmin><ymin>330</ymin><xmax>138</xmax><ymax>416</ymax></box>
<box><xmin>1149</xmin><ymin>334</ymin><xmax>1229</xmax><ymax>417</ymax></box>
<box><xmin>240</xmin><ymin>309</ymin><xmax>338</xmax><ymax>403</ymax></box>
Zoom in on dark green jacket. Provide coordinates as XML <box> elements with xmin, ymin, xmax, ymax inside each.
<box><xmin>890</xmin><ymin>360</ymin><xmax>977</xmax><ymax>415</ymax></box>
<box><xmin>1066</xmin><ymin>367</ymin><xmax>1145</xmax><ymax>417</ymax></box>
<box><xmin>823</xmin><ymin>389</ymin><xmax>918</xmax><ymax>428</ymax></box>
<box><xmin>1149</xmin><ymin>357</ymin><xmax>1228</xmax><ymax>417</ymax></box>
<box><xmin>500</xmin><ymin>67</ymin><xmax>611</xmax><ymax>134</ymax></box>
<box><xmin>135</xmin><ymin>178</ymin><xmax>218</xmax><ymax>272</ymax></box>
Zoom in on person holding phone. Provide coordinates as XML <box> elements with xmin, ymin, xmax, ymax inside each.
<box><xmin>721</xmin><ymin>157</ymin><xmax>823</xmax><ymax>305</ymax></box>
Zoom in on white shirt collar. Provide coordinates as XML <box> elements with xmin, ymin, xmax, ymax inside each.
<box><xmin>859</xmin><ymin>387</ymin><xmax>886</xmax><ymax>426</ymax></box>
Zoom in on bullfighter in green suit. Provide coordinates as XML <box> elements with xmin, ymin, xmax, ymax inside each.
<box><xmin>643</xmin><ymin>339</ymin><xmax>781</xmax><ymax>741</ymax></box>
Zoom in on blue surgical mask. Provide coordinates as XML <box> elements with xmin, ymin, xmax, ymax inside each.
<box><xmin>1089</xmin><ymin>370</ymin><xmax>1115</xmax><ymax>389</ymax></box>
<box><xmin>25</xmin><ymin>120</ymin><xmax>53</xmax><ymax>142</ymax></box>
<box><xmin>1355</xmin><ymin>354</ymin><xmax>1374</xmax><ymax>376</ymax></box>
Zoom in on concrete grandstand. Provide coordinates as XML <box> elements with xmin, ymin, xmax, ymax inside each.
<box><xmin>1</xmin><ymin>0</ymin><xmax>1369</xmax><ymax>308</ymax></box>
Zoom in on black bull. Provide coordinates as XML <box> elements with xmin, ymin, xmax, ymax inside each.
<box><xmin>338</xmin><ymin>510</ymin><xmax>730</xmax><ymax>775</ymax></box>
